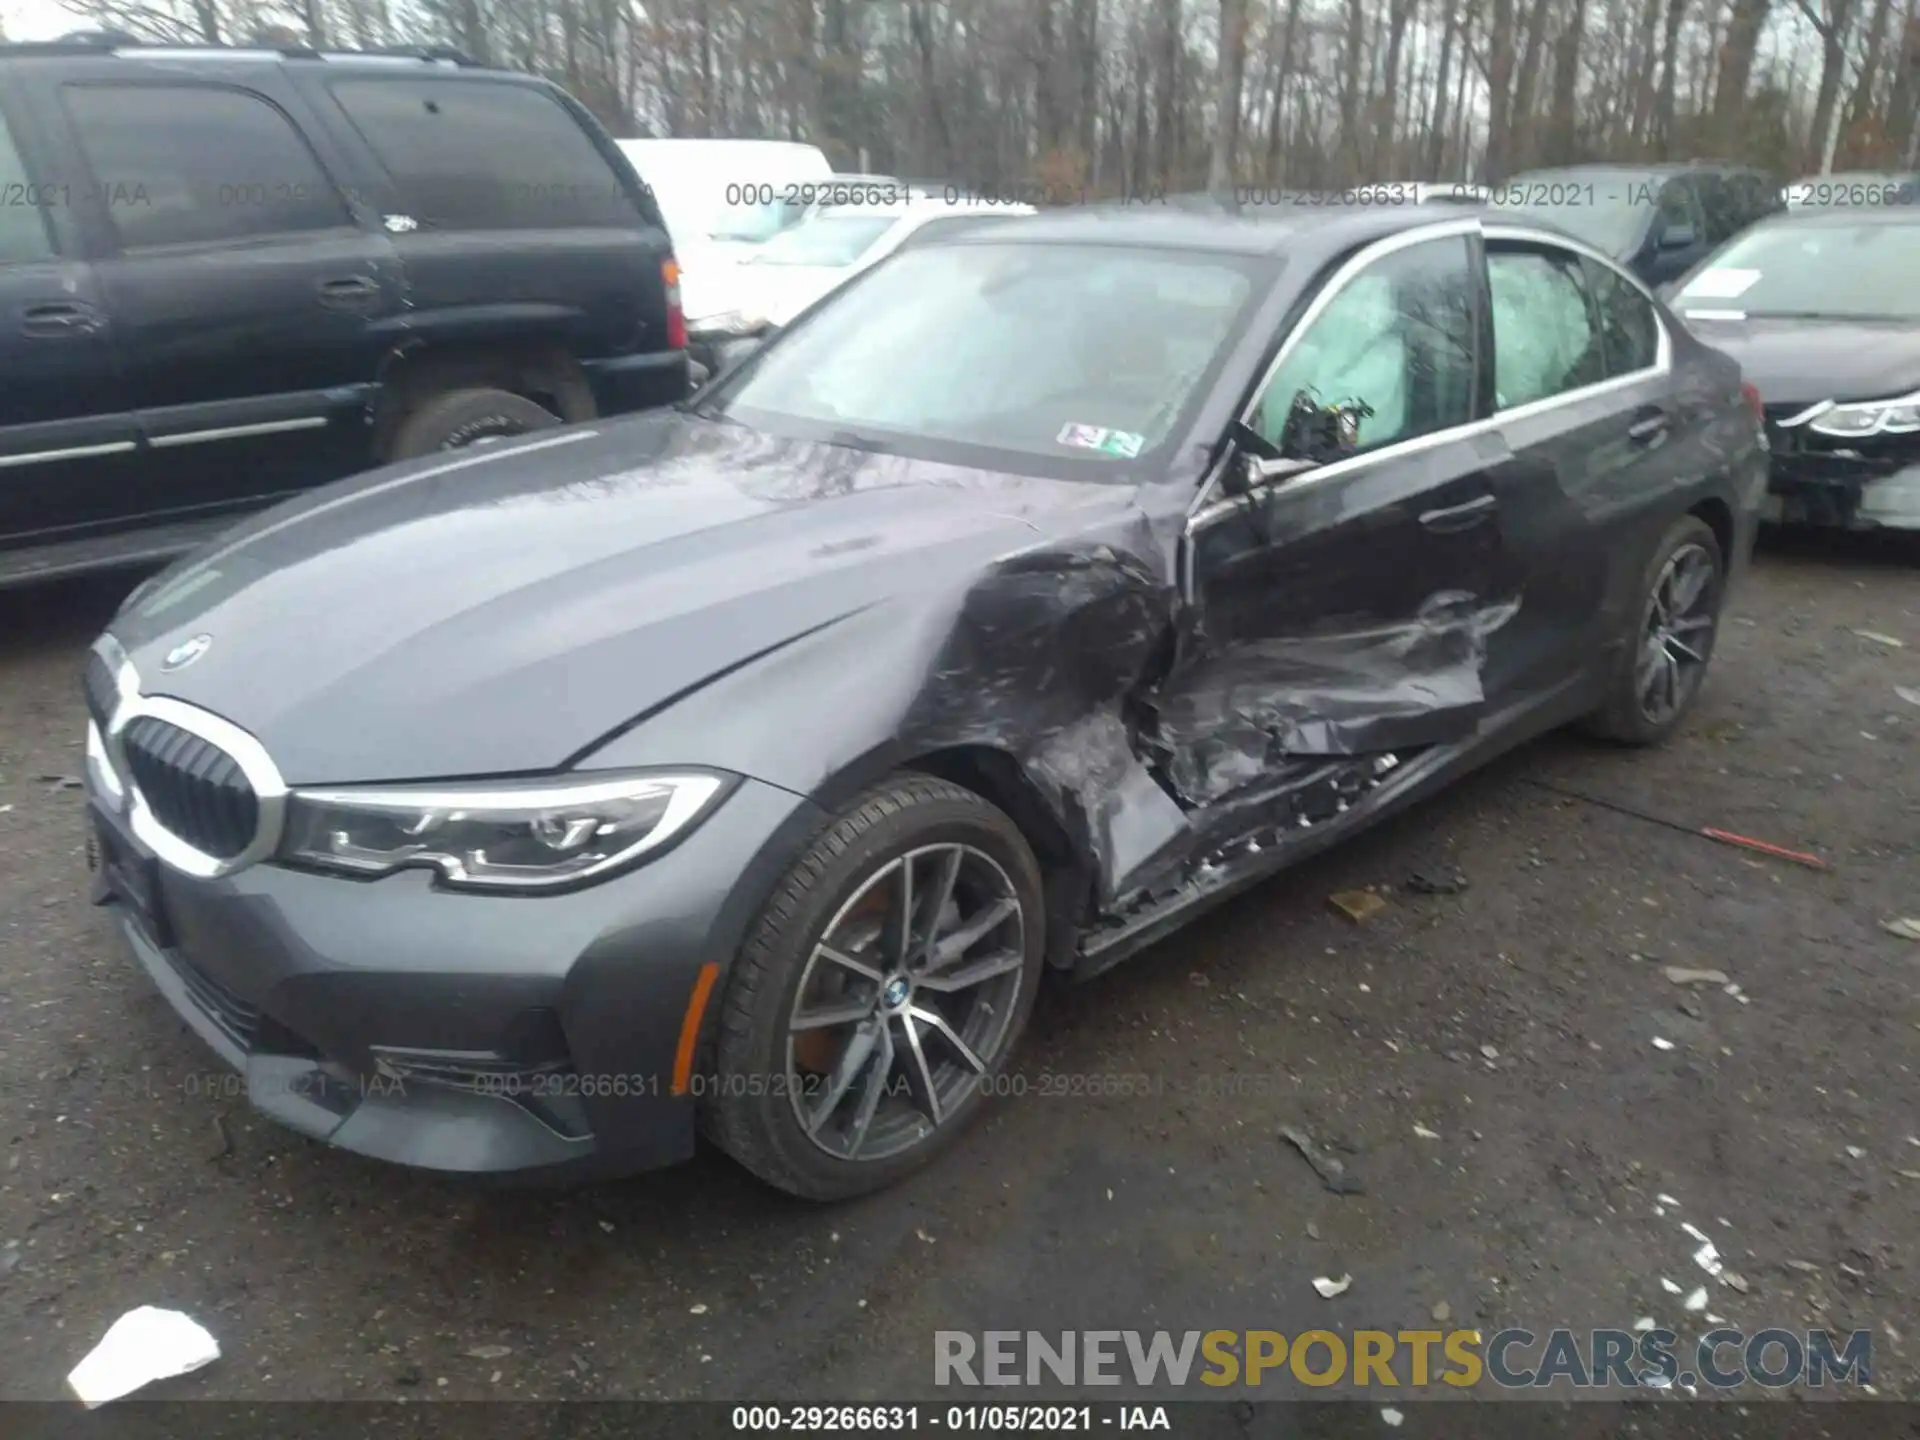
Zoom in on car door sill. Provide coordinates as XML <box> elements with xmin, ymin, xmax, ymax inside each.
<box><xmin>1071</xmin><ymin>671</ymin><xmax>1595</xmax><ymax>980</ymax></box>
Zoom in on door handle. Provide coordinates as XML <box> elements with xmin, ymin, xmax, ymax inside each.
<box><xmin>1418</xmin><ymin>493</ymin><xmax>1498</xmax><ymax>533</ymax></box>
<box><xmin>315</xmin><ymin>275</ymin><xmax>381</xmax><ymax>310</ymax></box>
<box><xmin>20</xmin><ymin>302</ymin><xmax>102</xmax><ymax>338</ymax></box>
<box><xmin>1627</xmin><ymin>408</ymin><xmax>1670</xmax><ymax>444</ymax></box>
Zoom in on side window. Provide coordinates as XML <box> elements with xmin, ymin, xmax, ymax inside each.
<box><xmin>0</xmin><ymin>109</ymin><xmax>55</xmax><ymax>264</ymax></box>
<box><xmin>1582</xmin><ymin>259</ymin><xmax>1662</xmax><ymax>376</ymax></box>
<box><xmin>62</xmin><ymin>84</ymin><xmax>351</xmax><ymax>250</ymax></box>
<box><xmin>1695</xmin><ymin>172</ymin><xmax>1738</xmax><ymax>244</ymax></box>
<box><xmin>327</xmin><ymin>79</ymin><xmax>642</xmax><ymax>231</ymax></box>
<box><xmin>1250</xmin><ymin>236</ymin><xmax>1477</xmax><ymax>455</ymax></box>
<box><xmin>1487</xmin><ymin>248</ymin><xmax>1604</xmax><ymax>408</ymax></box>
<box><xmin>1656</xmin><ymin>180</ymin><xmax>1702</xmax><ymax>239</ymax></box>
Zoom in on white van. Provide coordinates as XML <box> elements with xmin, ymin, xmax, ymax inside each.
<box><xmin>616</xmin><ymin>139</ymin><xmax>833</xmax><ymax>258</ymax></box>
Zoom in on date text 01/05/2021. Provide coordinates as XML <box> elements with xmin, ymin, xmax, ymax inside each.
<box><xmin>730</xmin><ymin>1405</ymin><xmax>1172</xmax><ymax>1432</ymax></box>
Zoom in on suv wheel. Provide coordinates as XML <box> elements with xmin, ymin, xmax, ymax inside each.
<box><xmin>388</xmin><ymin>388</ymin><xmax>561</xmax><ymax>460</ymax></box>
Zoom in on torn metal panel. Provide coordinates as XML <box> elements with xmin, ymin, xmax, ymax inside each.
<box><xmin>1147</xmin><ymin>590</ymin><xmax>1520</xmax><ymax>807</ymax></box>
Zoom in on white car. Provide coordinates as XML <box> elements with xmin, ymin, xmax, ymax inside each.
<box><xmin>716</xmin><ymin>193</ymin><xmax>1037</xmax><ymax>337</ymax></box>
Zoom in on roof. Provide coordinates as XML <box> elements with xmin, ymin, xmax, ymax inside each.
<box><xmin>1764</xmin><ymin>204</ymin><xmax>1920</xmax><ymax>228</ymax></box>
<box><xmin>955</xmin><ymin>201</ymin><xmax>1449</xmax><ymax>257</ymax></box>
<box><xmin>0</xmin><ymin>36</ymin><xmax>504</xmax><ymax>73</ymax></box>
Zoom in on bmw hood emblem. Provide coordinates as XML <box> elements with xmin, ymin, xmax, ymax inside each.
<box><xmin>161</xmin><ymin>633</ymin><xmax>213</xmax><ymax>672</ymax></box>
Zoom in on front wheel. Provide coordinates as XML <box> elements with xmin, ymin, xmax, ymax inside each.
<box><xmin>386</xmin><ymin>387</ymin><xmax>561</xmax><ymax>460</ymax></box>
<box><xmin>703</xmin><ymin>776</ymin><xmax>1046</xmax><ymax>1200</ymax></box>
<box><xmin>1580</xmin><ymin>514</ymin><xmax>1726</xmax><ymax>745</ymax></box>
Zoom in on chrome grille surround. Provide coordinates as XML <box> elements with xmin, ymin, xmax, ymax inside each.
<box><xmin>88</xmin><ymin>633</ymin><xmax>289</xmax><ymax>879</ymax></box>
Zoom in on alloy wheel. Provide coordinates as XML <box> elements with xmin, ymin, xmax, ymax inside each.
<box><xmin>1636</xmin><ymin>541</ymin><xmax>1718</xmax><ymax>725</ymax></box>
<box><xmin>785</xmin><ymin>843</ymin><xmax>1027</xmax><ymax>1163</ymax></box>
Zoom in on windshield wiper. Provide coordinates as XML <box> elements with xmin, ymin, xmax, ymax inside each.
<box><xmin>822</xmin><ymin>428</ymin><xmax>887</xmax><ymax>453</ymax></box>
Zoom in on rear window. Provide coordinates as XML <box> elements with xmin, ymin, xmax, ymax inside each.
<box><xmin>1491</xmin><ymin>171</ymin><xmax>1655</xmax><ymax>256</ymax></box>
<box><xmin>327</xmin><ymin>78</ymin><xmax>643</xmax><ymax>230</ymax></box>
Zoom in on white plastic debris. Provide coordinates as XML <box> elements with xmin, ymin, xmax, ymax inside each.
<box><xmin>1657</xmin><ymin>1193</ymin><xmax>1680</xmax><ymax>1207</ymax></box>
<box><xmin>1660</xmin><ymin>1278</ymin><xmax>1683</xmax><ymax>1294</ymax></box>
<box><xmin>1684</xmin><ymin>1287</ymin><xmax>1709</xmax><ymax>1312</ymax></box>
<box><xmin>1852</xmin><ymin>630</ymin><xmax>1905</xmax><ymax>647</ymax></box>
<box><xmin>1313</xmin><ymin>1274</ymin><xmax>1353</xmax><ymax>1298</ymax></box>
<box><xmin>1652</xmin><ymin>1036</ymin><xmax>1675</xmax><ymax>1051</ymax></box>
<box><xmin>68</xmin><ymin>1307</ymin><xmax>219</xmax><ymax>1407</ymax></box>
<box><xmin>1413</xmin><ymin>1124</ymin><xmax>1441</xmax><ymax>1140</ymax></box>
<box><xmin>1633</xmin><ymin>1317</ymin><xmax>1657</xmax><ymax>1332</ymax></box>
<box><xmin>1693</xmin><ymin>1242</ymin><xmax>1724</xmax><ymax>1277</ymax></box>
<box><xmin>1381</xmin><ymin>1407</ymin><xmax>1405</xmax><ymax>1427</ymax></box>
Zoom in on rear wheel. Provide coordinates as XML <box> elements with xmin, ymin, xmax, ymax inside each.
<box><xmin>703</xmin><ymin>776</ymin><xmax>1046</xmax><ymax>1200</ymax></box>
<box><xmin>1581</xmin><ymin>514</ymin><xmax>1725</xmax><ymax>745</ymax></box>
<box><xmin>386</xmin><ymin>387</ymin><xmax>561</xmax><ymax>460</ymax></box>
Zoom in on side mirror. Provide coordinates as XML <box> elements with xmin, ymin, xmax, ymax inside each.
<box><xmin>1658</xmin><ymin>222</ymin><xmax>1697</xmax><ymax>251</ymax></box>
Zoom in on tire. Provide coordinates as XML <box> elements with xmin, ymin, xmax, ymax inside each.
<box><xmin>1580</xmin><ymin>514</ymin><xmax>1726</xmax><ymax>745</ymax></box>
<box><xmin>703</xmin><ymin>775</ymin><xmax>1047</xmax><ymax>1201</ymax></box>
<box><xmin>386</xmin><ymin>387</ymin><xmax>561</xmax><ymax>461</ymax></box>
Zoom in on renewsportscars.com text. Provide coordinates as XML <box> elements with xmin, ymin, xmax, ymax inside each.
<box><xmin>934</xmin><ymin>1328</ymin><xmax>1871</xmax><ymax>1390</ymax></box>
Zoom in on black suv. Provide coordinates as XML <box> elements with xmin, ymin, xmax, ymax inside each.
<box><xmin>1488</xmin><ymin>161</ymin><xmax>1784</xmax><ymax>286</ymax></box>
<box><xmin>0</xmin><ymin>37</ymin><xmax>688</xmax><ymax>586</ymax></box>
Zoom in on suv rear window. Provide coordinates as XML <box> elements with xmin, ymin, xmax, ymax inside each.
<box><xmin>327</xmin><ymin>78</ymin><xmax>642</xmax><ymax>231</ymax></box>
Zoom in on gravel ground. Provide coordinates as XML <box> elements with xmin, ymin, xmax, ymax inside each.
<box><xmin>0</xmin><ymin>532</ymin><xmax>1915</xmax><ymax>1406</ymax></box>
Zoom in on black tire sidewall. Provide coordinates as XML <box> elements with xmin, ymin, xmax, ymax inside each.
<box><xmin>1603</xmin><ymin>515</ymin><xmax>1726</xmax><ymax>744</ymax></box>
<box><xmin>389</xmin><ymin>389</ymin><xmax>560</xmax><ymax>460</ymax></box>
<box><xmin>707</xmin><ymin>782</ymin><xmax>1046</xmax><ymax>1200</ymax></box>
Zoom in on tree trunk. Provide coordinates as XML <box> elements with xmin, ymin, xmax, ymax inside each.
<box><xmin>1547</xmin><ymin>0</ymin><xmax>1587</xmax><ymax>162</ymax></box>
<box><xmin>1890</xmin><ymin>0</ymin><xmax>1920</xmax><ymax>163</ymax></box>
<box><xmin>1339</xmin><ymin>0</ymin><xmax>1365</xmax><ymax>173</ymax></box>
<box><xmin>1376</xmin><ymin>0</ymin><xmax>1415</xmax><ymax>174</ymax></box>
<box><xmin>1153</xmin><ymin>0</ymin><xmax>1180</xmax><ymax>187</ymax></box>
<box><xmin>1208</xmin><ymin>0</ymin><xmax>1249</xmax><ymax>189</ymax></box>
<box><xmin>1712</xmin><ymin>0</ymin><xmax>1773</xmax><ymax>132</ymax></box>
<box><xmin>1653</xmin><ymin>0</ymin><xmax>1687</xmax><ymax>152</ymax></box>
<box><xmin>1840</xmin><ymin>0</ymin><xmax>1893</xmax><ymax>160</ymax></box>
<box><xmin>192</xmin><ymin>0</ymin><xmax>221</xmax><ymax>42</ymax></box>
<box><xmin>1266</xmin><ymin>0</ymin><xmax>1302</xmax><ymax>182</ymax></box>
<box><xmin>909</xmin><ymin>0</ymin><xmax>950</xmax><ymax>174</ymax></box>
<box><xmin>1627</xmin><ymin>0</ymin><xmax>1663</xmax><ymax>145</ymax></box>
<box><xmin>1484</xmin><ymin>0</ymin><xmax>1518</xmax><ymax>179</ymax></box>
<box><xmin>1505</xmin><ymin>0</ymin><xmax>1554</xmax><ymax>171</ymax></box>
<box><xmin>1802</xmin><ymin>0</ymin><xmax>1860</xmax><ymax>169</ymax></box>
<box><xmin>1074</xmin><ymin>0</ymin><xmax>1100</xmax><ymax>168</ymax></box>
<box><xmin>1427</xmin><ymin>10</ymin><xmax>1456</xmax><ymax>175</ymax></box>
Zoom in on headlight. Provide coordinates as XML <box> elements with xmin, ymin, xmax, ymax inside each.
<box><xmin>280</xmin><ymin>771</ymin><xmax>731</xmax><ymax>891</ymax></box>
<box><xmin>86</xmin><ymin>719</ymin><xmax>125</xmax><ymax>807</ymax></box>
<box><xmin>1808</xmin><ymin>391</ymin><xmax>1920</xmax><ymax>437</ymax></box>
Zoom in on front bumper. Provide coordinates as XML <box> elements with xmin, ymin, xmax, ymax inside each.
<box><xmin>1764</xmin><ymin>453</ymin><xmax>1920</xmax><ymax>532</ymax></box>
<box><xmin>87</xmin><ymin>773</ymin><xmax>820</xmax><ymax>1180</ymax></box>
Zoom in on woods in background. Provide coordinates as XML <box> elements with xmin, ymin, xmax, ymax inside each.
<box><xmin>56</xmin><ymin>0</ymin><xmax>1920</xmax><ymax>191</ymax></box>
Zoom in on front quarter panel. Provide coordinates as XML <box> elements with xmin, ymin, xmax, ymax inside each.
<box><xmin>579</xmin><ymin>493</ymin><xmax>1195</xmax><ymax>910</ymax></box>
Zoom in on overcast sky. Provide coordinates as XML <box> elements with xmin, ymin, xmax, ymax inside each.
<box><xmin>3</xmin><ymin>0</ymin><xmax>78</xmax><ymax>39</ymax></box>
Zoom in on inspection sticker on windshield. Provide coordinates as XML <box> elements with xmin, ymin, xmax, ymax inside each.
<box><xmin>1684</xmin><ymin>267</ymin><xmax>1761</xmax><ymax>300</ymax></box>
<box><xmin>1057</xmin><ymin>423</ymin><xmax>1145</xmax><ymax>458</ymax></box>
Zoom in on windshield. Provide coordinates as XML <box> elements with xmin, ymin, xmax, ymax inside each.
<box><xmin>1787</xmin><ymin>172</ymin><xmax>1919</xmax><ymax>208</ymax></box>
<box><xmin>710</xmin><ymin>242</ymin><xmax>1259</xmax><ymax>470</ymax></box>
<box><xmin>710</xmin><ymin>200</ymin><xmax>797</xmax><ymax>244</ymax></box>
<box><xmin>750</xmin><ymin>212</ymin><xmax>901</xmax><ymax>267</ymax></box>
<box><xmin>1672</xmin><ymin>219</ymin><xmax>1920</xmax><ymax>319</ymax></box>
<box><xmin>1491</xmin><ymin>172</ymin><xmax>1653</xmax><ymax>255</ymax></box>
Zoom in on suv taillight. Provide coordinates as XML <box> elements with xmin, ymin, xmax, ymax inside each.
<box><xmin>1740</xmin><ymin>382</ymin><xmax>1764</xmax><ymax>425</ymax></box>
<box><xmin>662</xmin><ymin>259</ymin><xmax>687</xmax><ymax>350</ymax></box>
